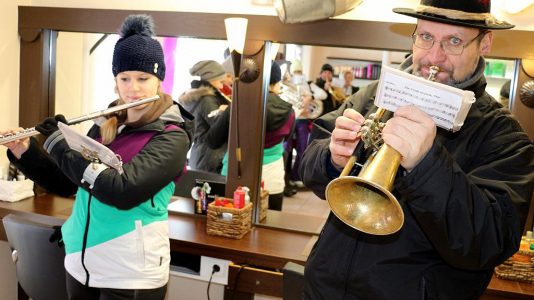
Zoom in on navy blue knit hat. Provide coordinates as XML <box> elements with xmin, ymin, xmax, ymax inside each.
<box><xmin>112</xmin><ymin>15</ymin><xmax>166</xmax><ymax>80</ymax></box>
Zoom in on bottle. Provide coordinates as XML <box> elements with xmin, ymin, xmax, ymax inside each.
<box><xmin>233</xmin><ymin>187</ymin><xmax>245</xmax><ymax>209</ymax></box>
<box><xmin>520</xmin><ymin>232</ymin><xmax>532</xmax><ymax>252</ymax></box>
<box><xmin>242</xmin><ymin>186</ymin><xmax>250</xmax><ymax>206</ymax></box>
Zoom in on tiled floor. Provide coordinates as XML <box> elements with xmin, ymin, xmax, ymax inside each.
<box><xmin>281</xmin><ymin>188</ymin><xmax>330</xmax><ymax>219</ymax></box>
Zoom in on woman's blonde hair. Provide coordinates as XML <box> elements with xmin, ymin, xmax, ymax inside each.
<box><xmin>100</xmin><ymin>88</ymin><xmax>172</xmax><ymax>144</ymax></box>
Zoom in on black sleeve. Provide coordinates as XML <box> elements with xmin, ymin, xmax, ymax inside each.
<box><xmin>205</xmin><ymin>108</ymin><xmax>230</xmax><ymax>149</ymax></box>
<box><xmin>6</xmin><ymin>138</ymin><xmax>77</xmax><ymax>197</ymax></box>
<box><xmin>47</xmin><ymin>128</ymin><xmax>190</xmax><ymax>210</ymax></box>
<box><xmin>398</xmin><ymin>125</ymin><xmax>534</xmax><ymax>270</ymax></box>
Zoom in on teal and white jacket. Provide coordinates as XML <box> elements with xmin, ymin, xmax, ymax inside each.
<box><xmin>9</xmin><ymin>102</ymin><xmax>190</xmax><ymax>289</ymax></box>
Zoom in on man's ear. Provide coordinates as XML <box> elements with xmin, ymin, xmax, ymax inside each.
<box><xmin>479</xmin><ymin>31</ymin><xmax>493</xmax><ymax>56</ymax></box>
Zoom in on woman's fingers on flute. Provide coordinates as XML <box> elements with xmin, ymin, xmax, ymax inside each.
<box><xmin>1</xmin><ymin>128</ymin><xmax>30</xmax><ymax>158</ymax></box>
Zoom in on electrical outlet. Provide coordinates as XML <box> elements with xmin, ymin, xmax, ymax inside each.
<box><xmin>200</xmin><ymin>256</ymin><xmax>230</xmax><ymax>285</ymax></box>
<box><xmin>169</xmin><ymin>255</ymin><xmax>230</xmax><ymax>285</ymax></box>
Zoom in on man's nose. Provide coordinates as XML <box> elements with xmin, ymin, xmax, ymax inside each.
<box><xmin>427</xmin><ymin>41</ymin><xmax>447</xmax><ymax>63</ymax></box>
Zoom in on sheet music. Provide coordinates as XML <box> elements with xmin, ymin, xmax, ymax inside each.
<box><xmin>375</xmin><ymin>65</ymin><xmax>475</xmax><ymax>132</ymax></box>
<box><xmin>58</xmin><ymin>123</ymin><xmax>123</xmax><ymax>174</ymax></box>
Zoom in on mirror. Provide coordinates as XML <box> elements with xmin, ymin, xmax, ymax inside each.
<box><xmin>257</xmin><ymin>43</ymin><xmax>410</xmax><ymax>234</ymax></box>
<box><xmin>55</xmin><ymin>32</ymin><xmax>230</xmax><ymax>212</ymax></box>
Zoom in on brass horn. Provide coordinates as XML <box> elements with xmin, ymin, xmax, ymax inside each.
<box><xmin>325</xmin><ymin>66</ymin><xmax>440</xmax><ymax>235</ymax></box>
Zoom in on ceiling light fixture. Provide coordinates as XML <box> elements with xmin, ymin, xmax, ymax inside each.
<box><xmin>273</xmin><ymin>0</ymin><xmax>364</xmax><ymax>24</ymax></box>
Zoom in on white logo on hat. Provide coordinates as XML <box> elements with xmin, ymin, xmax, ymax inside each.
<box><xmin>154</xmin><ymin>63</ymin><xmax>159</xmax><ymax>74</ymax></box>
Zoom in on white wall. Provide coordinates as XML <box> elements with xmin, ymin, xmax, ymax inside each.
<box><xmin>0</xmin><ymin>0</ymin><xmax>29</xmax><ymax>175</ymax></box>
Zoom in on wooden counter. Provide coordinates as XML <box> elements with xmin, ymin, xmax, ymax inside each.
<box><xmin>1</xmin><ymin>195</ymin><xmax>534</xmax><ymax>299</ymax></box>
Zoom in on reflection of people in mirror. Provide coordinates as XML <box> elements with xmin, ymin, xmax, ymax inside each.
<box><xmin>300</xmin><ymin>1</ymin><xmax>534</xmax><ymax>299</ymax></box>
<box><xmin>219</xmin><ymin>62</ymin><xmax>295</xmax><ymax>211</ymax></box>
<box><xmin>342</xmin><ymin>70</ymin><xmax>359</xmax><ymax>97</ymax></box>
<box><xmin>263</xmin><ymin>62</ymin><xmax>296</xmax><ymax>210</ymax></box>
<box><xmin>179</xmin><ymin>60</ymin><xmax>231</xmax><ymax>173</ymax></box>
<box><xmin>221</xmin><ymin>49</ymin><xmax>234</xmax><ymax>98</ymax></box>
<box><xmin>315</xmin><ymin>63</ymin><xmax>341</xmax><ymax>116</ymax></box>
<box><xmin>283</xmin><ymin>60</ymin><xmax>327</xmax><ymax>195</ymax></box>
<box><xmin>499</xmin><ymin>79</ymin><xmax>511</xmax><ymax>109</ymax></box>
<box><xmin>2</xmin><ymin>14</ymin><xmax>190</xmax><ymax>299</ymax></box>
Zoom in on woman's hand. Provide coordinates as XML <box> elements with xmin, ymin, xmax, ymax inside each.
<box><xmin>0</xmin><ymin>128</ymin><xmax>30</xmax><ymax>159</ymax></box>
<box><xmin>329</xmin><ymin>108</ymin><xmax>365</xmax><ymax>169</ymax></box>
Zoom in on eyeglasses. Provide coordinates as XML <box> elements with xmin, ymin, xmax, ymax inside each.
<box><xmin>411</xmin><ymin>30</ymin><xmax>488</xmax><ymax>55</ymax></box>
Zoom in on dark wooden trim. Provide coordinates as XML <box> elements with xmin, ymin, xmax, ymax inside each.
<box><xmin>18</xmin><ymin>28</ymin><xmax>53</xmax><ymax>128</ymax></box>
<box><xmin>226</xmin><ymin>264</ymin><xmax>283</xmax><ymax>298</ymax></box>
<box><xmin>225</xmin><ymin>40</ymin><xmax>268</xmax><ymax>210</ymax></box>
<box><xmin>18</xmin><ymin>6</ymin><xmax>534</xmax><ymax>58</ymax></box>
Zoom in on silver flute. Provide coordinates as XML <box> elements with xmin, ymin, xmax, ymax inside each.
<box><xmin>0</xmin><ymin>95</ymin><xmax>160</xmax><ymax>145</ymax></box>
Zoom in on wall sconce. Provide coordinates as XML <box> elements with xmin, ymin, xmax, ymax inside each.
<box><xmin>224</xmin><ymin>17</ymin><xmax>248</xmax><ymax>77</ymax></box>
<box><xmin>225</xmin><ymin>17</ymin><xmax>260</xmax><ymax>84</ymax></box>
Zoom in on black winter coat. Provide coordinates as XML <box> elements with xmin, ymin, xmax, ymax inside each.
<box><xmin>300</xmin><ymin>77</ymin><xmax>534</xmax><ymax>299</ymax></box>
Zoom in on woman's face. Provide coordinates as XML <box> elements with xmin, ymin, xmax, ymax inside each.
<box><xmin>115</xmin><ymin>71</ymin><xmax>160</xmax><ymax>111</ymax></box>
<box><xmin>209</xmin><ymin>78</ymin><xmax>225</xmax><ymax>90</ymax></box>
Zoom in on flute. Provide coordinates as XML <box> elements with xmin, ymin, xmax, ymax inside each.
<box><xmin>0</xmin><ymin>95</ymin><xmax>160</xmax><ymax>145</ymax></box>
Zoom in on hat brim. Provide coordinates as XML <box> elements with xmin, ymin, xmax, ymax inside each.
<box><xmin>393</xmin><ymin>8</ymin><xmax>514</xmax><ymax>30</ymax></box>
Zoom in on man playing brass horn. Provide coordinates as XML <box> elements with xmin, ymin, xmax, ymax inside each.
<box><xmin>300</xmin><ymin>0</ymin><xmax>534</xmax><ymax>299</ymax></box>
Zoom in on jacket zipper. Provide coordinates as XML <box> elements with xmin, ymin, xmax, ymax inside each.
<box><xmin>81</xmin><ymin>193</ymin><xmax>92</xmax><ymax>286</ymax></box>
<box><xmin>151</xmin><ymin>197</ymin><xmax>155</xmax><ymax>208</ymax></box>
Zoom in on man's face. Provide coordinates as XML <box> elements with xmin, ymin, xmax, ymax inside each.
<box><xmin>320</xmin><ymin>70</ymin><xmax>333</xmax><ymax>82</ymax></box>
<box><xmin>412</xmin><ymin>19</ymin><xmax>493</xmax><ymax>85</ymax></box>
<box><xmin>344</xmin><ymin>72</ymin><xmax>354</xmax><ymax>84</ymax></box>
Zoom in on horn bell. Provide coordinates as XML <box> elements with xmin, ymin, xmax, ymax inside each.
<box><xmin>326</xmin><ymin>144</ymin><xmax>405</xmax><ymax>235</ymax></box>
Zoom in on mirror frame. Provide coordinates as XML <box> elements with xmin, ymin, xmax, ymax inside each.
<box><xmin>18</xmin><ymin>6</ymin><xmax>534</xmax><ymax>220</ymax></box>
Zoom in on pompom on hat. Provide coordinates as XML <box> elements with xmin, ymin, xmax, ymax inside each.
<box><xmin>393</xmin><ymin>0</ymin><xmax>514</xmax><ymax>30</ymax></box>
<box><xmin>112</xmin><ymin>14</ymin><xmax>166</xmax><ymax>80</ymax></box>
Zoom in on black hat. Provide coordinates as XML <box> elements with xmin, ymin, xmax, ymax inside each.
<box><xmin>112</xmin><ymin>15</ymin><xmax>166</xmax><ymax>80</ymax></box>
<box><xmin>270</xmin><ymin>61</ymin><xmax>282</xmax><ymax>85</ymax></box>
<box><xmin>393</xmin><ymin>0</ymin><xmax>514</xmax><ymax>30</ymax></box>
<box><xmin>321</xmin><ymin>63</ymin><xmax>334</xmax><ymax>73</ymax></box>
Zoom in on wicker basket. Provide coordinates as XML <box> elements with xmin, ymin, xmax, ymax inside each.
<box><xmin>206</xmin><ymin>201</ymin><xmax>253</xmax><ymax>239</ymax></box>
<box><xmin>259</xmin><ymin>190</ymin><xmax>269</xmax><ymax>221</ymax></box>
<box><xmin>495</xmin><ymin>251</ymin><xmax>534</xmax><ymax>284</ymax></box>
